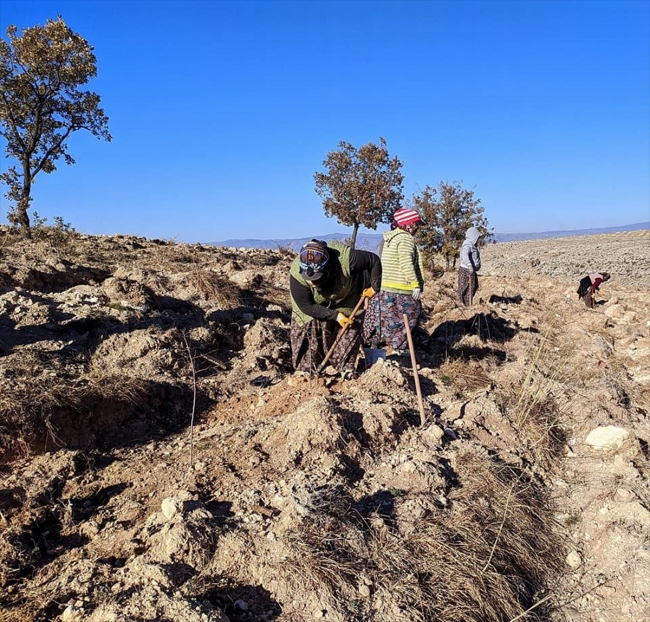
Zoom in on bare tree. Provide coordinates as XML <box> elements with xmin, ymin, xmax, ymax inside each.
<box><xmin>413</xmin><ymin>181</ymin><xmax>493</xmax><ymax>270</ymax></box>
<box><xmin>0</xmin><ymin>17</ymin><xmax>111</xmax><ymax>237</ymax></box>
<box><xmin>314</xmin><ymin>137</ymin><xmax>403</xmax><ymax>248</ymax></box>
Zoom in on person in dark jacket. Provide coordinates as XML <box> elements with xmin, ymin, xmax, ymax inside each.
<box><xmin>289</xmin><ymin>239</ymin><xmax>381</xmax><ymax>374</ymax></box>
<box><xmin>577</xmin><ymin>272</ymin><xmax>610</xmax><ymax>308</ymax></box>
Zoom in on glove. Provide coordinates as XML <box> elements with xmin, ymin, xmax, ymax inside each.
<box><xmin>336</xmin><ymin>313</ymin><xmax>352</xmax><ymax>328</ymax></box>
<box><xmin>412</xmin><ymin>288</ymin><xmax>422</xmax><ymax>300</ymax></box>
<box><xmin>362</xmin><ymin>287</ymin><xmax>376</xmax><ymax>299</ymax></box>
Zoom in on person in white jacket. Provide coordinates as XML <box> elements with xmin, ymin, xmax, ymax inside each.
<box><xmin>458</xmin><ymin>227</ymin><xmax>482</xmax><ymax>306</ymax></box>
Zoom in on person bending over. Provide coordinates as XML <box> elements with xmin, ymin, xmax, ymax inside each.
<box><xmin>577</xmin><ymin>272</ymin><xmax>610</xmax><ymax>308</ymax></box>
<box><xmin>289</xmin><ymin>239</ymin><xmax>381</xmax><ymax>374</ymax></box>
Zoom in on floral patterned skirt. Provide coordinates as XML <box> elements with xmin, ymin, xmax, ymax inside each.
<box><xmin>458</xmin><ymin>267</ymin><xmax>479</xmax><ymax>306</ymax></box>
<box><xmin>290</xmin><ymin>316</ymin><xmax>362</xmax><ymax>373</ymax></box>
<box><xmin>362</xmin><ymin>291</ymin><xmax>422</xmax><ymax>351</ymax></box>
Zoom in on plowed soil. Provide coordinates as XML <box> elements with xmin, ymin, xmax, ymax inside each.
<box><xmin>1</xmin><ymin>227</ymin><xmax>648</xmax><ymax>622</ymax></box>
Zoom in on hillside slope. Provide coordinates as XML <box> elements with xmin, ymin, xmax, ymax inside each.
<box><xmin>1</xmin><ymin>227</ymin><xmax>648</xmax><ymax>621</ymax></box>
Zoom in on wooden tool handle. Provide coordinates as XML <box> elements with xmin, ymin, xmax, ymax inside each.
<box><xmin>316</xmin><ymin>294</ymin><xmax>366</xmax><ymax>374</ymax></box>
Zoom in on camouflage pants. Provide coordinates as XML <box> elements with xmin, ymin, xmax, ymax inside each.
<box><xmin>362</xmin><ymin>291</ymin><xmax>422</xmax><ymax>351</ymax></box>
<box><xmin>290</xmin><ymin>316</ymin><xmax>362</xmax><ymax>373</ymax></box>
<box><xmin>458</xmin><ymin>267</ymin><xmax>479</xmax><ymax>307</ymax></box>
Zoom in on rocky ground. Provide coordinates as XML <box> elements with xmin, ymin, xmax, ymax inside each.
<box><xmin>0</xmin><ymin>226</ymin><xmax>648</xmax><ymax>621</ymax></box>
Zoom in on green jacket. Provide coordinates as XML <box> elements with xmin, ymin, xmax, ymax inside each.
<box><xmin>290</xmin><ymin>240</ymin><xmax>363</xmax><ymax>326</ymax></box>
<box><xmin>380</xmin><ymin>228</ymin><xmax>424</xmax><ymax>294</ymax></box>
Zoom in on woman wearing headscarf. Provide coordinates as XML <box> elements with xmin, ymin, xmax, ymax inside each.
<box><xmin>289</xmin><ymin>239</ymin><xmax>381</xmax><ymax>373</ymax></box>
<box><xmin>362</xmin><ymin>208</ymin><xmax>424</xmax><ymax>353</ymax></box>
<box><xmin>458</xmin><ymin>226</ymin><xmax>482</xmax><ymax>306</ymax></box>
<box><xmin>577</xmin><ymin>272</ymin><xmax>610</xmax><ymax>308</ymax></box>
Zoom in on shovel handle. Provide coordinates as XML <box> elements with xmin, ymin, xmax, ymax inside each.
<box><xmin>404</xmin><ymin>313</ymin><xmax>426</xmax><ymax>427</ymax></box>
<box><xmin>316</xmin><ymin>294</ymin><xmax>366</xmax><ymax>374</ymax></box>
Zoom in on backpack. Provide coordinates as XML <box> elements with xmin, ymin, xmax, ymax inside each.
<box><xmin>577</xmin><ymin>275</ymin><xmax>591</xmax><ymax>299</ymax></box>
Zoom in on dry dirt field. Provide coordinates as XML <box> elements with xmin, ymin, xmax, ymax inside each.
<box><xmin>0</xmin><ymin>227</ymin><xmax>648</xmax><ymax>622</ymax></box>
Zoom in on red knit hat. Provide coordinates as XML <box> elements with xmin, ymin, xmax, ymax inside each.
<box><xmin>393</xmin><ymin>208</ymin><xmax>421</xmax><ymax>227</ymax></box>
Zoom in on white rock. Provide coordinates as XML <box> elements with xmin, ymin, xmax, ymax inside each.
<box><xmin>61</xmin><ymin>605</ymin><xmax>84</xmax><ymax>622</ymax></box>
<box><xmin>426</xmin><ymin>425</ymin><xmax>445</xmax><ymax>442</ymax></box>
<box><xmin>566</xmin><ymin>550</ymin><xmax>582</xmax><ymax>569</ymax></box>
<box><xmin>161</xmin><ymin>497</ymin><xmax>183</xmax><ymax>520</ymax></box>
<box><xmin>584</xmin><ymin>426</ymin><xmax>630</xmax><ymax>451</ymax></box>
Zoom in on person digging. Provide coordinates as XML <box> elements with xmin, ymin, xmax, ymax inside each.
<box><xmin>289</xmin><ymin>239</ymin><xmax>381</xmax><ymax>376</ymax></box>
<box><xmin>577</xmin><ymin>271</ymin><xmax>611</xmax><ymax>308</ymax></box>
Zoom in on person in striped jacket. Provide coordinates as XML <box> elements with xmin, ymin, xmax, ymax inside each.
<box><xmin>363</xmin><ymin>208</ymin><xmax>425</xmax><ymax>353</ymax></box>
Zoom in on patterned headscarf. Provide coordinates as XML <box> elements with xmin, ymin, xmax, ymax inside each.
<box><xmin>298</xmin><ymin>239</ymin><xmax>330</xmax><ymax>281</ymax></box>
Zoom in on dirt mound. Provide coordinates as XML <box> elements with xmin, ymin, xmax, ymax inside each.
<box><xmin>1</xmin><ymin>227</ymin><xmax>649</xmax><ymax>621</ymax></box>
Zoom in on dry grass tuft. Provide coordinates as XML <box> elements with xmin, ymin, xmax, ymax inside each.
<box><xmin>0</xmin><ymin>352</ymin><xmax>148</xmax><ymax>459</ymax></box>
<box><xmin>186</xmin><ymin>269</ymin><xmax>241</xmax><ymax>308</ymax></box>
<box><xmin>438</xmin><ymin>356</ymin><xmax>493</xmax><ymax>394</ymax></box>
<box><xmin>494</xmin><ymin>333</ymin><xmax>567</xmax><ymax>468</ymax></box>
<box><xmin>281</xmin><ymin>451</ymin><xmax>563</xmax><ymax>621</ymax></box>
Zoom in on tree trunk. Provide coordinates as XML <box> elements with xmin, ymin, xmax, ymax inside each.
<box><xmin>349</xmin><ymin>224</ymin><xmax>359</xmax><ymax>249</ymax></box>
<box><xmin>17</xmin><ymin>194</ymin><xmax>32</xmax><ymax>239</ymax></box>
<box><xmin>18</xmin><ymin>162</ymin><xmax>32</xmax><ymax>239</ymax></box>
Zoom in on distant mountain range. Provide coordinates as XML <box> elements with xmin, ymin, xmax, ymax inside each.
<box><xmin>211</xmin><ymin>221</ymin><xmax>649</xmax><ymax>252</ymax></box>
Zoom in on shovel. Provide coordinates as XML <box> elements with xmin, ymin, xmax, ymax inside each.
<box><xmin>316</xmin><ymin>294</ymin><xmax>366</xmax><ymax>375</ymax></box>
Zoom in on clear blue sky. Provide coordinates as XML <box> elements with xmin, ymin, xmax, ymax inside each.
<box><xmin>1</xmin><ymin>0</ymin><xmax>648</xmax><ymax>242</ymax></box>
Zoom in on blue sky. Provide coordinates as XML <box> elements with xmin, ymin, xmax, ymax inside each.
<box><xmin>1</xmin><ymin>0</ymin><xmax>648</xmax><ymax>243</ymax></box>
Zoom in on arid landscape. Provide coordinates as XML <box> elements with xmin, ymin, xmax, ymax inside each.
<box><xmin>0</xmin><ymin>226</ymin><xmax>648</xmax><ymax>622</ymax></box>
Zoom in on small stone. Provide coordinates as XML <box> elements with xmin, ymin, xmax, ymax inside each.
<box><xmin>61</xmin><ymin>606</ymin><xmax>83</xmax><ymax>622</ymax></box>
<box><xmin>566</xmin><ymin>550</ymin><xmax>582</xmax><ymax>569</ymax></box>
<box><xmin>161</xmin><ymin>497</ymin><xmax>183</xmax><ymax>520</ymax></box>
<box><xmin>444</xmin><ymin>428</ymin><xmax>459</xmax><ymax>440</ymax></box>
<box><xmin>234</xmin><ymin>599</ymin><xmax>249</xmax><ymax>611</ymax></box>
<box><xmin>426</xmin><ymin>425</ymin><xmax>445</xmax><ymax>442</ymax></box>
<box><xmin>615</xmin><ymin>488</ymin><xmax>634</xmax><ymax>501</ymax></box>
<box><xmin>585</xmin><ymin>426</ymin><xmax>630</xmax><ymax>451</ymax></box>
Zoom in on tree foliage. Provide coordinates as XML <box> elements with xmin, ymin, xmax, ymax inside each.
<box><xmin>314</xmin><ymin>137</ymin><xmax>404</xmax><ymax>248</ymax></box>
<box><xmin>413</xmin><ymin>181</ymin><xmax>493</xmax><ymax>270</ymax></box>
<box><xmin>0</xmin><ymin>16</ymin><xmax>111</xmax><ymax>237</ymax></box>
